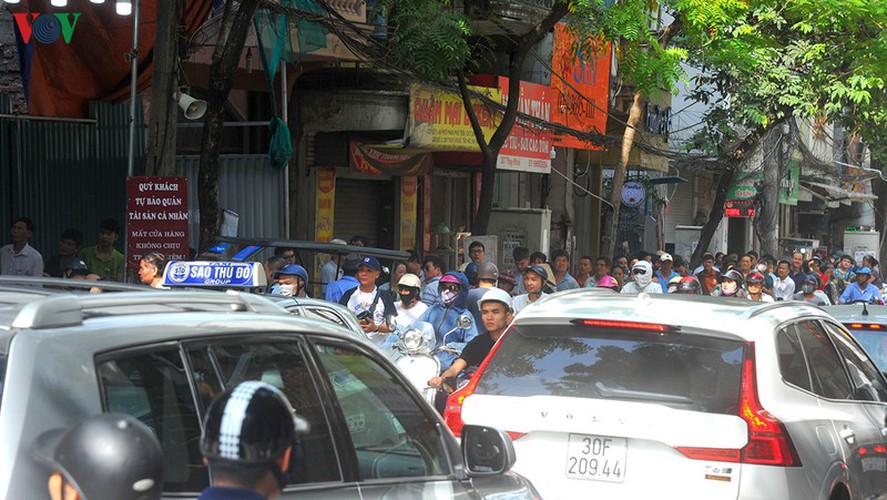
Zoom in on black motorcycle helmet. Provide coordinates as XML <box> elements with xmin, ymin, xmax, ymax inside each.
<box><xmin>676</xmin><ymin>276</ymin><xmax>702</xmax><ymax>294</ymax></box>
<box><xmin>720</xmin><ymin>269</ymin><xmax>745</xmax><ymax>286</ymax></box>
<box><xmin>33</xmin><ymin>413</ymin><xmax>164</xmax><ymax>500</ymax></box>
<box><xmin>201</xmin><ymin>381</ymin><xmax>307</xmax><ymax>467</ymax></box>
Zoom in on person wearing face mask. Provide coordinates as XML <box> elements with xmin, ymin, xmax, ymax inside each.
<box><xmin>271</xmin><ymin>264</ymin><xmax>310</xmax><ymax>298</ymax></box>
<box><xmin>793</xmin><ymin>274</ymin><xmax>831</xmax><ymax>305</ymax></box>
<box><xmin>417</xmin><ymin>271</ymin><xmax>479</xmax><ymax>369</ymax></box>
<box><xmin>711</xmin><ymin>269</ymin><xmax>748</xmax><ymax>298</ymax></box>
<box><xmin>839</xmin><ymin>267</ymin><xmax>884</xmax><ymax>304</ymax></box>
<box><xmin>621</xmin><ymin>261</ymin><xmax>662</xmax><ymax>294</ymax></box>
<box><xmin>394</xmin><ymin>273</ymin><xmax>428</xmax><ymax>327</ymax></box>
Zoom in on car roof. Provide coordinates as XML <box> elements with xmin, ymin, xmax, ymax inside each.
<box><xmin>824</xmin><ymin>304</ymin><xmax>887</xmax><ymax>324</ymax></box>
<box><xmin>516</xmin><ymin>289</ymin><xmax>832</xmax><ymax>338</ymax></box>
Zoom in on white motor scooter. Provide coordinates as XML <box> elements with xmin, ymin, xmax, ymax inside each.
<box><xmin>386</xmin><ymin>315</ymin><xmax>473</xmax><ymax>405</ymax></box>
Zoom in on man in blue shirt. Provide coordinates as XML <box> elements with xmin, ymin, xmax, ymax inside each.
<box><xmin>325</xmin><ymin>258</ymin><xmax>359</xmax><ymax>303</ymax></box>
<box><xmin>839</xmin><ymin>267</ymin><xmax>883</xmax><ymax>304</ymax></box>
<box><xmin>655</xmin><ymin>253</ymin><xmax>680</xmax><ymax>293</ymax></box>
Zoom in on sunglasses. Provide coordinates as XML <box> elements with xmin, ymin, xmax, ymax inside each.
<box><xmin>632</xmin><ymin>268</ymin><xmax>645</xmax><ymax>275</ymax></box>
<box><xmin>439</xmin><ymin>283</ymin><xmax>460</xmax><ymax>292</ymax></box>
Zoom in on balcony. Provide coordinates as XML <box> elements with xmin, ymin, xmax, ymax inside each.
<box><xmin>457</xmin><ymin>0</ymin><xmax>556</xmax><ymax>36</ymax></box>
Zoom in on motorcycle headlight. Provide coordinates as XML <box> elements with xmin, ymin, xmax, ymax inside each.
<box><xmin>403</xmin><ymin>329</ymin><xmax>424</xmax><ymax>350</ymax></box>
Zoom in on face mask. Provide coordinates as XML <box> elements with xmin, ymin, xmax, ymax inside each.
<box><xmin>802</xmin><ymin>284</ymin><xmax>816</xmax><ymax>294</ymax></box>
<box><xmin>400</xmin><ymin>289</ymin><xmax>419</xmax><ymax>305</ymax></box>
<box><xmin>757</xmin><ymin>264</ymin><xmax>768</xmax><ymax>273</ymax></box>
<box><xmin>278</xmin><ymin>283</ymin><xmax>295</xmax><ymax>297</ymax></box>
<box><xmin>441</xmin><ymin>289</ymin><xmax>458</xmax><ymax>305</ymax></box>
<box><xmin>634</xmin><ymin>270</ymin><xmax>652</xmax><ymax>287</ymax></box>
<box><xmin>722</xmin><ymin>281</ymin><xmax>737</xmax><ymax>295</ymax></box>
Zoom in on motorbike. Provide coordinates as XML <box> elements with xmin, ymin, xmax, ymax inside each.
<box><xmin>385</xmin><ymin>314</ymin><xmax>473</xmax><ymax>406</ymax></box>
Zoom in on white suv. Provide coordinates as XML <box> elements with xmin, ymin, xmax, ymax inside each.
<box><xmin>445</xmin><ymin>290</ymin><xmax>887</xmax><ymax>500</ymax></box>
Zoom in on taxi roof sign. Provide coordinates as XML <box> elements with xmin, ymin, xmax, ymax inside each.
<box><xmin>162</xmin><ymin>261</ymin><xmax>267</xmax><ymax>288</ymax></box>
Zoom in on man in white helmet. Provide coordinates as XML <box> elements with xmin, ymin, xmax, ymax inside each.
<box><xmin>428</xmin><ymin>287</ymin><xmax>513</xmax><ymax>388</ymax></box>
<box><xmin>621</xmin><ymin>260</ymin><xmax>662</xmax><ymax>294</ymax></box>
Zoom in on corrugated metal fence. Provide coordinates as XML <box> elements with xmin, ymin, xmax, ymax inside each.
<box><xmin>175</xmin><ymin>155</ymin><xmax>287</xmax><ymax>250</ymax></box>
<box><xmin>0</xmin><ymin>93</ymin><xmax>140</xmax><ymax>254</ymax></box>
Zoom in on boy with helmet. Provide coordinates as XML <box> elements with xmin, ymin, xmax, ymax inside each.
<box><xmin>711</xmin><ymin>269</ymin><xmax>748</xmax><ymax>298</ymax></box>
<box><xmin>512</xmin><ymin>264</ymin><xmax>549</xmax><ymax>313</ymax></box>
<box><xmin>33</xmin><ymin>413</ymin><xmax>164</xmax><ymax>500</ymax></box>
<box><xmin>746</xmin><ymin>272</ymin><xmax>774</xmax><ymax>302</ymax></box>
<box><xmin>429</xmin><ymin>288</ymin><xmax>513</xmax><ymax>389</ymax></box>
<box><xmin>272</xmin><ymin>264</ymin><xmax>310</xmax><ymax>298</ymax></box>
<box><xmin>199</xmin><ymin>381</ymin><xmax>308</xmax><ymax>500</ymax></box>
<box><xmin>394</xmin><ymin>273</ymin><xmax>428</xmax><ymax>327</ymax></box>
<box><xmin>620</xmin><ymin>261</ymin><xmax>662</xmax><ymax>294</ymax></box>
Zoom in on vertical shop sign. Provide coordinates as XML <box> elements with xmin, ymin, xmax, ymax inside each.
<box><xmin>551</xmin><ymin>24</ymin><xmax>611</xmax><ymax>150</ymax></box>
<box><xmin>400</xmin><ymin>176</ymin><xmax>418</xmax><ymax>251</ymax></box>
<box><xmin>126</xmin><ymin>176</ymin><xmax>189</xmax><ymax>273</ymax></box>
<box><xmin>423</xmin><ymin>174</ymin><xmax>433</xmax><ymax>254</ymax></box>
<box><xmin>497</xmin><ymin>77</ymin><xmax>553</xmax><ymax>173</ymax></box>
<box><xmin>315</xmin><ymin>168</ymin><xmax>336</xmax><ymax>242</ymax></box>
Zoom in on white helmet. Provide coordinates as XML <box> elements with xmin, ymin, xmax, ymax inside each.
<box><xmin>398</xmin><ymin>273</ymin><xmax>422</xmax><ymax>288</ymax></box>
<box><xmin>478</xmin><ymin>287</ymin><xmax>513</xmax><ymax>312</ymax></box>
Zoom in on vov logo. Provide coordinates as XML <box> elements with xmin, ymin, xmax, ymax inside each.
<box><xmin>13</xmin><ymin>13</ymin><xmax>81</xmax><ymax>45</ymax></box>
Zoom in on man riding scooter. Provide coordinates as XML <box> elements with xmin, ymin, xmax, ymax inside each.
<box><xmin>417</xmin><ymin>271</ymin><xmax>479</xmax><ymax>369</ymax></box>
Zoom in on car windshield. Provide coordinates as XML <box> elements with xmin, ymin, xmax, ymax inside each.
<box><xmin>846</xmin><ymin>329</ymin><xmax>887</xmax><ymax>374</ymax></box>
<box><xmin>475</xmin><ymin>324</ymin><xmax>745</xmax><ymax>415</ymax></box>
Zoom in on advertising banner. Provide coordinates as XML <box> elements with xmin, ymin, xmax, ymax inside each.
<box><xmin>408</xmin><ymin>83</ymin><xmax>500</xmax><ymax>151</ymax></box>
<box><xmin>497</xmin><ymin>76</ymin><xmax>552</xmax><ymax>173</ymax></box>
<box><xmin>315</xmin><ymin>168</ymin><xmax>336</xmax><ymax>242</ymax></box>
<box><xmin>399</xmin><ymin>176</ymin><xmax>418</xmax><ymax>251</ymax></box>
<box><xmin>727</xmin><ymin>171</ymin><xmax>763</xmax><ymax>201</ymax></box>
<box><xmin>349</xmin><ymin>140</ymin><xmax>433</xmax><ymax>175</ymax></box>
<box><xmin>551</xmin><ymin>24</ymin><xmax>611</xmax><ymax>150</ymax></box>
<box><xmin>126</xmin><ymin>176</ymin><xmax>189</xmax><ymax>273</ymax></box>
<box><xmin>161</xmin><ymin>261</ymin><xmax>266</xmax><ymax>288</ymax></box>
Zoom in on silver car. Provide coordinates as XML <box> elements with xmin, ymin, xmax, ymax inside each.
<box><xmin>0</xmin><ymin>283</ymin><xmax>536</xmax><ymax>499</ymax></box>
<box><xmin>449</xmin><ymin>290</ymin><xmax>887</xmax><ymax>499</ymax></box>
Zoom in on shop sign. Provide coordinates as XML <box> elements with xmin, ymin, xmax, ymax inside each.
<box><xmin>161</xmin><ymin>261</ymin><xmax>265</xmax><ymax>288</ymax></box>
<box><xmin>315</xmin><ymin>168</ymin><xmax>335</xmax><ymax>243</ymax></box>
<box><xmin>779</xmin><ymin>160</ymin><xmax>799</xmax><ymax>206</ymax></box>
<box><xmin>400</xmin><ymin>176</ymin><xmax>418</xmax><ymax>251</ymax></box>
<box><xmin>551</xmin><ymin>24</ymin><xmax>611</xmax><ymax>150</ymax></box>
<box><xmin>408</xmin><ymin>83</ymin><xmax>500</xmax><ymax>151</ymax></box>
<box><xmin>126</xmin><ymin>176</ymin><xmax>189</xmax><ymax>273</ymax></box>
<box><xmin>727</xmin><ymin>171</ymin><xmax>762</xmax><ymax>201</ymax></box>
<box><xmin>497</xmin><ymin>77</ymin><xmax>552</xmax><ymax>173</ymax></box>
<box><xmin>349</xmin><ymin>140</ymin><xmax>433</xmax><ymax>175</ymax></box>
<box><xmin>725</xmin><ymin>200</ymin><xmax>755</xmax><ymax>218</ymax></box>
<box><xmin>621</xmin><ymin>181</ymin><xmax>646</xmax><ymax>207</ymax></box>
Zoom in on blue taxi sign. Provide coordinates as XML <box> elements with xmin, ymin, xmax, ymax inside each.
<box><xmin>161</xmin><ymin>261</ymin><xmax>267</xmax><ymax>288</ymax></box>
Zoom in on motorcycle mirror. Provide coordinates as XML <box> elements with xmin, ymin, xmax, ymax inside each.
<box><xmin>458</xmin><ymin>315</ymin><xmax>473</xmax><ymax>329</ymax></box>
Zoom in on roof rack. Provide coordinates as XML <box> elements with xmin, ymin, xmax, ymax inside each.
<box><xmin>0</xmin><ymin>276</ymin><xmax>148</xmax><ymax>293</ymax></box>
<box><xmin>11</xmin><ymin>290</ymin><xmax>281</xmax><ymax>329</ymax></box>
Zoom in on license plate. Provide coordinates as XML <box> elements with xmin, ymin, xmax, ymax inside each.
<box><xmin>565</xmin><ymin>434</ymin><xmax>626</xmax><ymax>482</ymax></box>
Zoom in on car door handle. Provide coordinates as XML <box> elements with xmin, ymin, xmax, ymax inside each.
<box><xmin>880</xmin><ymin>427</ymin><xmax>887</xmax><ymax>438</ymax></box>
<box><xmin>839</xmin><ymin>428</ymin><xmax>856</xmax><ymax>444</ymax></box>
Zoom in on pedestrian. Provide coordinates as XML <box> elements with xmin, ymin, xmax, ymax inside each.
<box><xmin>512</xmin><ymin>264</ymin><xmax>549</xmax><ymax>313</ymax></box>
<box><xmin>274</xmin><ymin>246</ymin><xmax>296</xmax><ymax>265</ymax></box>
<box><xmin>271</xmin><ymin>264</ymin><xmax>310</xmax><ymax>298</ymax></box>
<box><xmin>510</xmin><ymin>246</ymin><xmax>530</xmax><ymax>295</ymax></box>
<box><xmin>583</xmin><ymin>256</ymin><xmax>610</xmax><ymax>288</ymax></box>
<box><xmin>574</xmin><ymin>255</ymin><xmax>593</xmax><ymax>286</ymax></box>
<box><xmin>393</xmin><ymin>273</ymin><xmax>428</xmax><ymax>328</ymax></box>
<box><xmin>711</xmin><ymin>269</ymin><xmax>747</xmax><ymax>298</ymax></box>
<box><xmin>380</xmin><ymin>260</ymin><xmax>407</xmax><ymax>300</ymax></box>
<box><xmin>466</xmin><ymin>262</ymin><xmax>499</xmax><ymax>334</ymax></box>
<box><xmin>655</xmin><ymin>253</ymin><xmax>680</xmax><ymax>293</ymax></box>
<box><xmin>33</xmin><ymin>413</ymin><xmax>163</xmax><ymax>500</ymax></box>
<box><xmin>839</xmin><ymin>267</ymin><xmax>883</xmax><ymax>304</ymax></box>
<box><xmin>420</xmin><ymin>255</ymin><xmax>446</xmax><ymax>306</ymax></box>
<box><xmin>429</xmin><ymin>288</ymin><xmax>513</xmax><ymax>390</ymax></box>
<box><xmin>45</xmin><ymin>228</ymin><xmax>83</xmax><ymax>278</ymax></box>
<box><xmin>863</xmin><ymin>255</ymin><xmax>883</xmax><ymax>288</ymax></box>
<box><xmin>551</xmin><ymin>249</ymin><xmax>579</xmax><ymax>291</ymax></box>
<box><xmin>406</xmin><ymin>250</ymin><xmax>424</xmax><ymax>280</ymax></box>
<box><xmin>459</xmin><ymin>241</ymin><xmax>486</xmax><ymax>271</ymax></box>
<box><xmin>416</xmin><ymin>271</ymin><xmax>479</xmax><ymax>368</ymax></box>
<box><xmin>673</xmin><ymin>255</ymin><xmax>688</xmax><ymax>277</ymax></box>
<box><xmin>773</xmin><ymin>260</ymin><xmax>797</xmax><ymax>301</ymax></box>
<box><xmin>325</xmin><ymin>258</ymin><xmax>359</xmax><ymax>303</ymax></box>
<box><xmin>610</xmin><ymin>264</ymin><xmax>627</xmax><ymax>289</ymax></box>
<box><xmin>530</xmin><ymin>251</ymin><xmax>547</xmax><ymax>265</ymax></box>
<box><xmin>138</xmin><ymin>252</ymin><xmax>168</xmax><ymax>288</ymax></box>
<box><xmin>695</xmin><ymin>252</ymin><xmax>720</xmax><ymax>295</ymax></box>
<box><xmin>497</xmin><ymin>268</ymin><xmax>518</xmax><ymax>295</ymax></box>
<box><xmin>738</xmin><ymin>254</ymin><xmax>753</xmax><ymax>279</ymax></box>
<box><xmin>0</xmin><ymin>217</ymin><xmax>44</xmax><ymax>277</ymax></box>
<box><xmin>807</xmin><ymin>257</ymin><xmax>828</xmax><ymax>291</ymax></box>
<box><xmin>821</xmin><ymin>262</ymin><xmax>840</xmax><ymax>305</ymax></box>
<box><xmin>834</xmin><ymin>255</ymin><xmax>856</xmax><ymax>289</ymax></box>
<box><xmin>318</xmin><ymin>238</ymin><xmax>347</xmax><ymax>297</ymax></box>
<box><xmin>264</xmin><ymin>255</ymin><xmax>286</xmax><ymax>292</ymax></box>
<box><xmin>350</xmin><ymin>234</ymin><xmax>370</xmax><ymax>247</ymax></box>
<box><xmin>793</xmin><ymin>274</ymin><xmax>831</xmax><ymax>305</ymax></box>
<box><xmin>621</xmin><ymin>261</ymin><xmax>662</xmax><ymax>294</ymax></box>
<box><xmin>199</xmin><ymin>381</ymin><xmax>307</xmax><ymax>500</ymax></box>
<box><xmin>340</xmin><ymin>256</ymin><xmax>396</xmax><ymax>344</ymax></box>
<box><xmin>79</xmin><ymin>218</ymin><xmax>124</xmax><ymax>282</ymax></box>
<box><xmin>788</xmin><ymin>252</ymin><xmax>806</xmax><ymax>291</ymax></box>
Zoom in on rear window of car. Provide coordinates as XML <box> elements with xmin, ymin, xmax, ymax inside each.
<box><xmin>846</xmin><ymin>328</ymin><xmax>887</xmax><ymax>374</ymax></box>
<box><xmin>474</xmin><ymin>324</ymin><xmax>745</xmax><ymax>415</ymax></box>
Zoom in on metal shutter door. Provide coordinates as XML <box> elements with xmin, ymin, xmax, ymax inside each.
<box><xmin>664</xmin><ymin>181</ymin><xmax>695</xmax><ymax>245</ymax></box>
<box><xmin>334</xmin><ymin>179</ymin><xmax>380</xmax><ymax>246</ymax></box>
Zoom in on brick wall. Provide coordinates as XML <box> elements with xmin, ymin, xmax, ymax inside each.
<box><xmin>0</xmin><ymin>9</ymin><xmax>27</xmax><ymax>113</ymax></box>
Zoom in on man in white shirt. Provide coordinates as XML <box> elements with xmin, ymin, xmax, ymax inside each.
<box><xmin>0</xmin><ymin>217</ymin><xmax>44</xmax><ymax>277</ymax></box>
<box><xmin>512</xmin><ymin>264</ymin><xmax>549</xmax><ymax>313</ymax></box>
<box><xmin>773</xmin><ymin>260</ymin><xmax>796</xmax><ymax>301</ymax></box>
<box><xmin>340</xmin><ymin>256</ymin><xmax>396</xmax><ymax>345</ymax></box>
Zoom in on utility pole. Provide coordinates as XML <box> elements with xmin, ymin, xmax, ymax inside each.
<box><xmin>759</xmin><ymin>127</ymin><xmax>780</xmax><ymax>257</ymax></box>
<box><xmin>147</xmin><ymin>0</ymin><xmax>180</xmax><ymax>175</ymax></box>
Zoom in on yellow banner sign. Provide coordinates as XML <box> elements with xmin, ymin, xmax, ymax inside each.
<box><xmin>408</xmin><ymin>83</ymin><xmax>500</xmax><ymax>151</ymax></box>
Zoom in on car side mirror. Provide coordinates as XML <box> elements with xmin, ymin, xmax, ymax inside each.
<box><xmin>461</xmin><ymin>425</ymin><xmax>516</xmax><ymax>476</ymax></box>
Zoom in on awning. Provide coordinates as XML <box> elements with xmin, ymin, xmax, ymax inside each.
<box><xmin>799</xmin><ymin>180</ymin><xmax>877</xmax><ymax>202</ymax></box>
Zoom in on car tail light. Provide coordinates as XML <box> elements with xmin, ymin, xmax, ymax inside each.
<box><xmin>571</xmin><ymin>318</ymin><xmax>676</xmax><ymax>333</ymax></box>
<box><xmin>444</xmin><ymin>327</ymin><xmax>511</xmax><ymax>437</ymax></box>
<box><xmin>845</xmin><ymin>323</ymin><xmax>885</xmax><ymax>330</ymax></box>
<box><xmin>676</xmin><ymin>342</ymin><xmax>800</xmax><ymax>466</ymax></box>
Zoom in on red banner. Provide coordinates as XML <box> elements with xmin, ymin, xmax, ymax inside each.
<box><xmin>126</xmin><ymin>176</ymin><xmax>189</xmax><ymax>273</ymax></box>
<box><xmin>551</xmin><ymin>24</ymin><xmax>611</xmax><ymax>150</ymax></box>
<box><xmin>497</xmin><ymin>77</ymin><xmax>553</xmax><ymax>173</ymax></box>
<box><xmin>349</xmin><ymin>140</ymin><xmax>433</xmax><ymax>175</ymax></box>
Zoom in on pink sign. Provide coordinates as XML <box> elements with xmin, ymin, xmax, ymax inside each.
<box><xmin>127</xmin><ymin>176</ymin><xmax>190</xmax><ymax>273</ymax></box>
<box><xmin>497</xmin><ymin>77</ymin><xmax>553</xmax><ymax>173</ymax></box>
